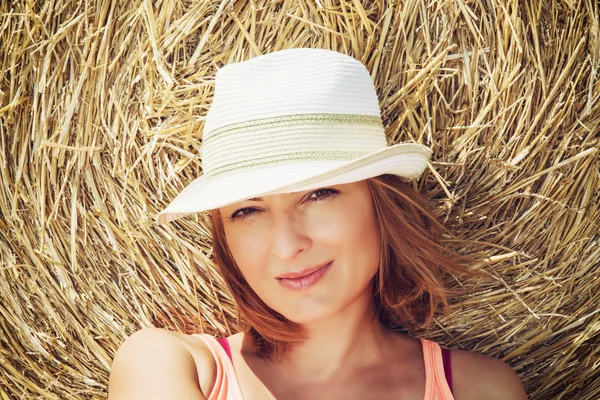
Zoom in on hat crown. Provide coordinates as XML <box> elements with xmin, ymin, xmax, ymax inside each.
<box><xmin>205</xmin><ymin>48</ymin><xmax>382</xmax><ymax>134</ymax></box>
<box><xmin>201</xmin><ymin>48</ymin><xmax>387</xmax><ymax>179</ymax></box>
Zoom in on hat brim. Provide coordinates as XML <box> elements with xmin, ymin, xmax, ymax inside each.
<box><xmin>156</xmin><ymin>143</ymin><xmax>432</xmax><ymax>224</ymax></box>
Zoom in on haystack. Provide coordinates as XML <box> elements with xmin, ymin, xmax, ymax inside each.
<box><xmin>0</xmin><ymin>0</ymin><xmax>598</xmax><ymax>399</ymax></box>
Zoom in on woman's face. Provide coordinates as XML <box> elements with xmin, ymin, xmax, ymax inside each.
<box><xmin>219</xmin><ymin>180</ymin><xmax>381</xmax><ymax>324</ymax></box>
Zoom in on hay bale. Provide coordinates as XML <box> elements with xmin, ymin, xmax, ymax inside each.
<box><xmin>0</xmin><ymin>0</ymin><xmax>598</xmax><ymax>398</ymax></box>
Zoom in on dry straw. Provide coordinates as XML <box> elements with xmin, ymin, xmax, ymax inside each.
<box><xmin>0</xmin><ymin>0</ymin><xmax>598</xmax><ymax>399</ymax></box>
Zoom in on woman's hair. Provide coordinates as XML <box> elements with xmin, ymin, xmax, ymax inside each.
<box><xmin>209</xmin><ymin>173</ymin><xmax>477</xmax><ymax>358</ymax></box>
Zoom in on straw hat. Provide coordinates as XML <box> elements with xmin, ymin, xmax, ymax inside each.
<box><xmin>157</xmin><ymin>48</ymin><xmax>432</xmax><ymax>224</ymax></box>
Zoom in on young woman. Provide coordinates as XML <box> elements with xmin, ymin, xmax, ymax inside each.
<box><xmin>108</xmin><ymin>48</ymin><xmax>528</xmax><ymax>400</ymax></box>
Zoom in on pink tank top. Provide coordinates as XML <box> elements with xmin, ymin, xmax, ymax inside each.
<box><xmin>192</xmin><ymin>334</ymin><xmax>454</xmax><ymax>400</ymax></box>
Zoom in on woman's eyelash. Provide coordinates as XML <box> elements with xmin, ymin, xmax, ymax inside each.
<box><xmin>308</xmin><ymin>188</ymin><xmax>339</xmax><ymax>202</ymax></box>
<box><xmin>230</xmin><ymin>188</ymin><xmax>339</xmax><ymax>220</ymax></box>
<box><xmin>230</xmin><ymin>207</ymin><xmax>256</xmax><ymax>220</ymax></box>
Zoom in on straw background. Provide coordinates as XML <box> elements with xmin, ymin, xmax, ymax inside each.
<box><xmin>1</xmin><ymin>0</ymin><xmax>598</xmax><ymax>399</ymax></box>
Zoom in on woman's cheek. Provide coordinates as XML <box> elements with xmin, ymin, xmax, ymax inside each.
<box><xmin>226</xmin><ymin>228</ymin><xmax>263</xmax><ymax>271</ymax></box>
<box><xmin>305</xmin><ymin>205</ymin><xmax>346</xmax><ymax>236</ymax></box>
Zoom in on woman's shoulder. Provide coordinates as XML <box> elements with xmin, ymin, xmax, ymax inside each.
<box><xmin>448</xmin><ymin>347</ymin><xmax>528</xmax><ymax>400</ymax></box>
<box><xmin>108</xmin><ymin>327</ymin><xmax>218</xmax><ymax>399</ymax></box>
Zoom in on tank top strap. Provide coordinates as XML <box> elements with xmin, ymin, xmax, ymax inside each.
<box><xmin>420</xmin><ymin>338</ymin><xmax>455</xmax><ymax>400</ymax></box>
<box><xmin>217</xmin><ymin>337</ymin><xmax>233</xmax><ymax>362</ymax></box>
<box><xmin>441</xmin><ymin>347</ymin><xmax>453</xmax><ymax>393</ymax></box>
<box><xmin>191</xmin><ymin>334</ymin><xmax>245</xmax><ymax>400</ymax></box>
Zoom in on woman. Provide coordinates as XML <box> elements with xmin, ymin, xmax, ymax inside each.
<box><xmin>108</xmin><ymin>48</ymin><xmax>528</xmax><ymax>399</ymax></box>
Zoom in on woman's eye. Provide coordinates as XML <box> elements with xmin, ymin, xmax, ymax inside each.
<box><xmin>230</xmin><ymin>189</ymin><xmax>337</xmax><ymax>220</ymax></box>
<box><xmin>308</xmin><ymin>188</ymin><xmax>339</xmax><ymax>202</ymax></box>
<box><xmin>230</xmin><ymin>207</ymin><xmax>257</xmax><ymax>220</ymax></box>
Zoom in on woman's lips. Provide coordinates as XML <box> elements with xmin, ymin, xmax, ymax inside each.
<box><xmin>276</xmin><ymin>261</ymin><xmax>333</xmax><ymax>291</ymax></box>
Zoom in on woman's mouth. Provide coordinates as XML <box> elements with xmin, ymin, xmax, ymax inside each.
<box><xmin>276</xmin><ymin>261</ymin><xmax>333</xmax><ymax>291</ymax></box>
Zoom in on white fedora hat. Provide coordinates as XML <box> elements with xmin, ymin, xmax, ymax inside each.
<box><xmin>157</xmin><ymin>48</ymin><xmax>432</xmax><ymax>225</ymax></box>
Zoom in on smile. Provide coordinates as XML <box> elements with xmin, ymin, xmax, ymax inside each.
<box><xmin>276</xmin><ymin>261</ymin><xmax>333</xmax><ymax>291</ymax></box>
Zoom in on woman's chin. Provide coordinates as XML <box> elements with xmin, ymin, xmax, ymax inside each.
<box><xmin>276</xmin><ymin>306</ymin><xmax>338</xmax><ymax>326</ymax></box>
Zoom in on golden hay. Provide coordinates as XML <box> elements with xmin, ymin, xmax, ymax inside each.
<box><xmin>0</xmin><ymin>0</ymin><xmax>598</xmax><ymax>399</ymax></box>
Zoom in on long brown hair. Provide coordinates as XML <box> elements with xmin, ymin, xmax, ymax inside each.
<box><xmin>209</xmin><ymin>174</ymin><xmax>477</xmax><ymax>358</ymax></box>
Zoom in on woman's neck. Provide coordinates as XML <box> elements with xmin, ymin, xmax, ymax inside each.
<box><xmin>273</xmin><ymin>291</ymin><xmax>395</xmax><ymax>384</ymax></box>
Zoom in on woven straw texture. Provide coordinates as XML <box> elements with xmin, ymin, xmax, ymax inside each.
<box><xmin>1</xmin><ymin>1</ymin><xmax>598</xmax><ymax>399</ymax></box>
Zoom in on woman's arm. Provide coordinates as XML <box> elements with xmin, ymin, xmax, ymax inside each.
<box><xmin>108</xmin><ymin>328</ymin><xmax>211</xmax><ymax>400</ymax></box>
<box><xmin>451</xmin><ymin>349</ymin><xmax>528</xmax><ymax>400</ymax></box>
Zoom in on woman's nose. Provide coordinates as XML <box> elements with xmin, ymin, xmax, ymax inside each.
<box><xmin>270</xmin><ymin>211</ymin><xmax>312</xmax><ymax>260</ymax></box>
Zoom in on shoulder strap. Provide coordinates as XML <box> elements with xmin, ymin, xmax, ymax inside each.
<box><xmin>441</xmin><ymin>347</ymin><xmax>453</xmax><ymax>394</ymax></box>
<box><xmin>191</xmin><ymin>334</ymin><xmax>245</xmax><ymax>400</ymax></box>
<box><xmin>217</xmin><ymin>337</ymin><xmax>233</xmax><ymax>362</ymax></box>
<box><xmin>420</xmin><ymin>338</ymin><xmax>455</xmax><ymax>400</ymax></box>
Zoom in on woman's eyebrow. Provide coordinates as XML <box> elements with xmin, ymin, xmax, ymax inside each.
<box><xmin>246</xmin><ymin>191</ymin><xmax>311</xmax><ymax>202</ymax></box>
